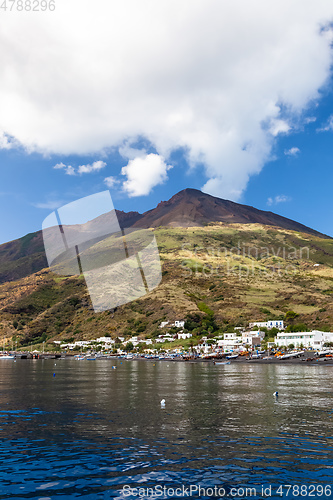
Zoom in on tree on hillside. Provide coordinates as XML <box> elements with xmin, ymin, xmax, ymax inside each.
<box><xmin>285</xmin><ymin>311</ymin><xmax>298</xmax><ymax>322</ymax></box>
<box><xmin>124</xmin><ymin>342</ymin><xmax>134</xmax><ymax>352</ymax></box>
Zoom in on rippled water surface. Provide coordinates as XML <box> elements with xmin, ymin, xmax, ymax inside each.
<box><xmin>0</xmin><ymin>360</ymin><xmax>333</xmax><ymax>499</ymax></box>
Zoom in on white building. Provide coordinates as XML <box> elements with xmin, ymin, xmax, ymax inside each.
<box><xmin>159</xmin><ymin>320</ymin><xmax>185</xmax><ymax>329</ymax></box>
<box><xmin>96</xmin><ymin>337</ymin><xmax>114</xmax><ymax>344</ymax></box>
<box><xmin>156</xmin><ymin>335</ymin><xmax>175</xmax><ymax>343</ymax></box>
<box><xmin>249</xmin><ymin>322</ymin><xmax>267</xmax><ymax>329</ymax></box>
<box><xmin>124</xmin><ymin>336</ymin><xmax>140</xmax><ymax>346</ymax></box>
<box><xmin>249</xmin><ymin>320</ymin><xmax>284</xmax><ymax>330</ymax></box>
<box><xmin>242</xmin><ymin>330</ymin><xmax>265</xmax><ymax>344</ymax></box>
<box><xmin>217</xmin><ymin>333</ymin><xmax>243</xmax><ymax>351</ymax></box>
<box><xmin>267</xmin><ymin>320</ymin><xmax>284</xmax><ymax>330</ymax></box>
<box><xmin>275</xmin><ymin>330</ymin><xmax>333</xmax><ymax>349</ymax></box>
<box><xmin>177</xmin><ymin>333</ymin><xmax>192</xmax><ymax>339</ymax></box>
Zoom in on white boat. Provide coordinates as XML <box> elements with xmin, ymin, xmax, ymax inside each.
<box><xmin>226</xmin><ymin>354</ymin><xmax>238</xmax><ymax>359</ymax></box>
<box><xmin>0</xmin><ymin>354</ymin><xmax>15</xmax><ymax>360</ymax></box>
<box><xmin>214</xmin><ymin>361</ymin><xmax>231</xmax><ymax>365</ymax></box>
<box><xmin>279</xmin><ymin>351</ymin><xmax>304</xmax><ymax>360</ymax></box>
<box><xmin>74</xmin><ymin>355</ymin><xmax>85</xmax><ymax>360</ymax></box>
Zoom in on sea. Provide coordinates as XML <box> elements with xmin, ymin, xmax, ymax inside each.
<box><xmin>0</xmin><ymin>359</ymin><xmax>332</xmax><ymax>499</ymax></box>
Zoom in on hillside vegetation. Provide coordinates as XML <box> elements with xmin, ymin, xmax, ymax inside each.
<box><xmin>0</xmin><ymin>222</ymin><xmax>332</xmax><ymax>349</ymax></box>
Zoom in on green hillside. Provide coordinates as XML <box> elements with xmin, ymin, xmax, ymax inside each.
<box><xmin>0</xmin><ymin>223</ymin><xmax>332</xmax><ymax>350</ymax></box>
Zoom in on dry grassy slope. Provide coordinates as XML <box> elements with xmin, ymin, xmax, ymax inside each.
<box><xmin>0</xmin><ymin>223</ymin><xmax>332</xmax><ymax>348</ymax></box>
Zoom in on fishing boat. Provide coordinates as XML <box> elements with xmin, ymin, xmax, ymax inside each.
<box><xmin>0</xmin><ymin>354</ymin><xmax>15</xmax><ymax>360</ymax></box>
<box><xmin>74</xmin><ymin>354</ymin><xmax>85</xmax><ymax>360</ymax></box>
<box><xmin>214</xmin><ymin>361</ymin><xmax>231</xmax><ymax>365</ymax></box>
<box><xmin>226</xmin><ymin>354</ymin><xmax>239</xmax><ymax>359</ymax></box>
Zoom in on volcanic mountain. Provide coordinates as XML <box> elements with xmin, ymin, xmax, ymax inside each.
<box><xmin>130</xmin><ymin>188</ymin><xmax>329</xmax><ymax>238</ymax></box>
<box><xmin>0</xmin><ymin>188</ymin><xmax>330</xmax><ymax>285</ymax></box>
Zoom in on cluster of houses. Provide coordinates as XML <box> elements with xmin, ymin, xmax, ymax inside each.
<box><xmin>55</xmin><ymin>318</ymin><xmax>333</xmax><ymax>353</ymax></box>
<box><xmin>55</xmin><ymin>328</ymin><xmax>192</xmax><ymax>351</ymax></box>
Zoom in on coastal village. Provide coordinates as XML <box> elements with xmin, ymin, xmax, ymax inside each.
<box><xmin>54</xmin><ymin>319</ymin><xmax>333</xmax><ymax>358</ymax></box>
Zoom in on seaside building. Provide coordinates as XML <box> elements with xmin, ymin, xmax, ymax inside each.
<box><xmin>275</xmin><ymin>330</ymin><xmax>333</xmax><ymax>349</ymax></box>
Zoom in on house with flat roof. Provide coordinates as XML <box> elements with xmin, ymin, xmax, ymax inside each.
<box><xmin>275</xmin><ymin>330</ymin><xmax>333</xmax><ymax>349</ymax></box>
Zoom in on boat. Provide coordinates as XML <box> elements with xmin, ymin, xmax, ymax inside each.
<box><xmin>85</xmin><ymin>356</ymin><xmax>96</xmax><ymax>360</ymax></box>
<box><xmin>278</xmin><ymin>351</ymin><xmax>304</xmax><ymax>360</ymax></box>
<box><xmin>0</xmin><ymin>354</ymin><xmax>15</xmax><ymax>360</ymax></box>
<box><xmin>226</xmin><ymin>354</ymin><xmax>238</xmax><ymax>359</ymax></box>
<box><xmin>74</xmin><ymin>355</ymin><xmax>85</xmax><ymax>360</ymax></box>
<box><xmin>214</xmin><ymin>361</ymin><xmax>231</xmax><ymax>365</ymax></box>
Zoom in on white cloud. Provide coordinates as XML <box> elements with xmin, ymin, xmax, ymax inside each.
<box><xmin>0</xmin><ymin>132</ymin><xmax>16</xmax><ymax>150</ymax></box>
<box><xmin>121</xmin><ymin>154</ymin><xmax>172</xmax><ymax>197</ymax></box>
<box><xmin>304</xmin><ymin>116</ymin><xmax>317</xmax><ymax>124</ymax></box>
<box><xmin>269</xmin><ymin>119</ymin><xmax>291</xmax><ymax>137</ymax></box>
<box><xmin>0</xmin><ymin>2</ymin><xmax>333</xmax><ymax>199</ymax></box>
<box><xmin>104</xmin><ymin>176</ymin><xmax>119</xmax><ymax>188</ymax></box>
<box><xmin>317</xmin><ymin>114</ymin><xmax>333</xmax><ymax>132</ymax></box>
<box><xmin>77</xmin><ymin>160</ymin><xmax>106</xmax><ymax>174</ymax></box>
<box><xmin>284</xmin><ymin>147</ymin><xmax>300</xmax><ymax>156</ymax></box>
<box><xmin>267</xmin><ymin>194</ymin><xmax>291</xmax><ymax>206</ymax></box>
<box><xmin>53</xmin><ymin>162</ymin><xmax>76</xmax><ymax>176</ymax></box>
<box><xmin>53</xmin><ymin>160</ymin><xmax>106</xmax><ymax>176</ymax></box>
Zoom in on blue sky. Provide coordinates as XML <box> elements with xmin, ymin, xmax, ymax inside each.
<box><xmin>1</xmin><ymin>90</ymin><xmax>333</xmax><ymax>244</ymax></box>
<box><xmin>1</xmin><ymin>2</ymin><xmax>333</xmax><ymax>243</ymax></box>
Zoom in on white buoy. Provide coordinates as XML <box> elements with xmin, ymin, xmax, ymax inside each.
<box><xmin>160</xmin><ymin>399</ymin><xmax>166</xmax><ymax>407</ymax></box>
<box><xmin>273</xmin><ymin>391</ymin><xmax>278</xmax><ymax>396</ymax></box>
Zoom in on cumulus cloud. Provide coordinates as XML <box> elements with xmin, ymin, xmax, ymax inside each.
<box><xmin>284</xmin><ymin>147</ymin><xmax>300</xmax><ymax>156</ymax></box>
<box><xmin>121</xmin><ymin>154</ymin><xmax>172</xmax><ymax>197</ymax></box>
<box><xmin>53</xmin><ymin>160</ymin><xmax>106</xmax><ymax>176</ymax></box>
<box><xmin>104</xmin><ymin>176</ymin><xmax>119</xmax><ymax>188</ymax></box>
<box><xmin>1</xmin><ymin>1</ymin><xmax>333</xmax><ymax>199</ymax></box>
<box><xmin>267</xmin><ymin>195</ymin><xmax>291</xmax><ymax>206</ymax></box>
<box><xmin>77</xmin><ymin>160</ymin><xmax>106</xmax><ymax>174</ymax></box>
<box><xmin>53</xmin><ymin>162</ymin><xmax>76</xmax><ymax>176</ymax></box>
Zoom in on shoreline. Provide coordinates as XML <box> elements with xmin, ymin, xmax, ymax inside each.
<box><xmin>4</xmin><ymin>352</ymin><xmax>333</xmax><ymax>365</ymax></box>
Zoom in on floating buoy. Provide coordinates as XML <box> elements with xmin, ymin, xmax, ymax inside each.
<box><xmin>273</xmin><ymin>391</ymin><xmax>278</xmax><ymax>396</ymax></box>
<box><xmin>53</xmin><ymin>373</ymin><xmax>56</xmax><ymax>377</ymax></box>
<box><xmin>160</xmin><ymin>399</ymin><xmax>165</xmax><ymax>407</ymax></box>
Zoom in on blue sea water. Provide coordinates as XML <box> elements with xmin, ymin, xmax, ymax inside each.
<box><xmin>0</xmin><ymin>360</ymin><xmax>332</xmax><ymax>499</ymax></box>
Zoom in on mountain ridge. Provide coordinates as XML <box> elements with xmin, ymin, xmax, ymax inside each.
<box><xmin>130</xmin><ymin>188</ymin><xmax>330</xmax><ymax>239</ymax></box>
<box><xmin>0</xmin><ymin>188</ymin><xmax>330</xmax><ymax>285</ymax></box>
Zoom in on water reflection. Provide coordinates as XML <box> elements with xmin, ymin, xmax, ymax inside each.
<box><xmin>0</xmin><ymin>360</ymin><xmax>333</xmax><ymax>498</ymax></box>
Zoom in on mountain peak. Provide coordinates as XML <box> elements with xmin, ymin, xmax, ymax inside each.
<box><xmin>132</xmin><ymin>188</ymin><xmax>329</xmax><ymax>238</ymax></box>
